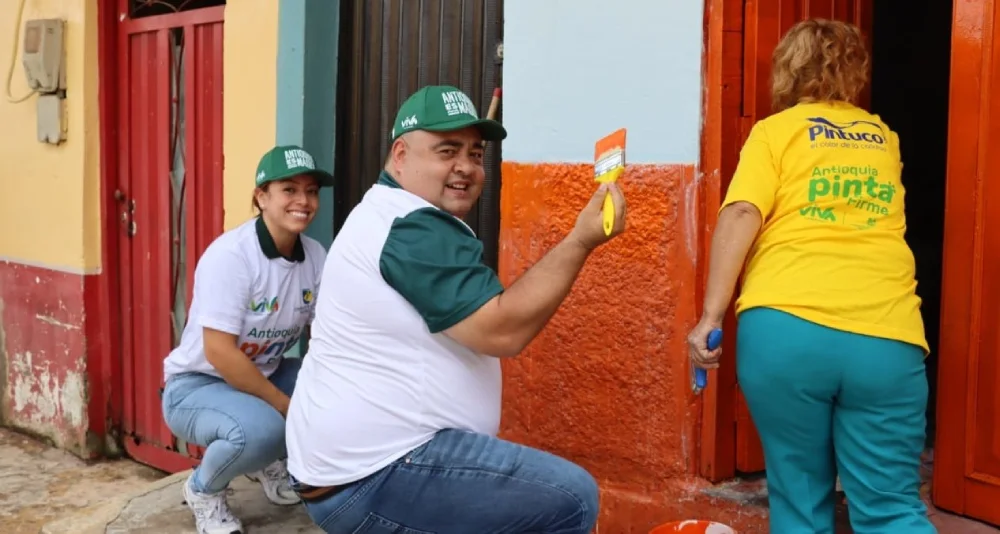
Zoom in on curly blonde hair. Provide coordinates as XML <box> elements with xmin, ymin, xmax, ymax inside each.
<box><xmin>770</xmin><ymin>19</ymin><xmax>869</xmax><ymax>113</ymax></box>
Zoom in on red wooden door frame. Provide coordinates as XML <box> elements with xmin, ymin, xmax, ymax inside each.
<box><xmin>698</xmin><ymin>0</ymin><xmax>742</xmax><ymax>481</ymax></box>
<box><xmin>932</xmin><ymin>0</ymin><xmax>1000</xmax><ymax>525</ymax></box>
<box><xmin>97</xmin><ymin>0</ymin><xmax>224</xmax><ymax>473</ymax></box>
<box><xmin>89</xmin><ymin>0</ymin><xmax>126</xmax><ymax>461</ymax></box>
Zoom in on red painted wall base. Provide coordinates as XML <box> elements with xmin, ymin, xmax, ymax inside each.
<box><xmin>0</xmin><ymin>260</ymin><xmax>94</xmax><ymax>455</ymax></box>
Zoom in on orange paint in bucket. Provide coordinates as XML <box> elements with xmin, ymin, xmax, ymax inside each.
<box><xmin>649</xmin><ymin>520</ymin><xmax>736</xmax><ymax>534</ymax></box>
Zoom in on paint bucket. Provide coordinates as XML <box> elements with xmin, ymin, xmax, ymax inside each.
<box><xmin>649</xmin><ymin>520</ymin><xmax>736</xmax><ymax>534</ymax></box>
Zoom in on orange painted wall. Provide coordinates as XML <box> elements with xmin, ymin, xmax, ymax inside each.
<box><xmin>498</xmin><ymin>164</ymin><xmax>768</xmax><ymax>531</ymax></box>
<box><xmin>498</xmin><ymin>162</ymin><xmax>700</xmax><ymax>481</ymax></box>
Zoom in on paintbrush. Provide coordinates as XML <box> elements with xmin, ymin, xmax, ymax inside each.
<box><xmin>593</xmin><ymin>128</ymin><xmax>627</xmax><ymax>235</ymax></box>
<box><xmin>486</xmin><ymin>87</ymin><xmax>501</xmax><ymax>120</ymax></box>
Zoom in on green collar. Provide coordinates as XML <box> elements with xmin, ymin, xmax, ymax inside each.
<box><xmin>255</xmin><ymin>216</ymin><xmax>305</xmax><ymax>262</ymax></box>
<box><xmin>378</xmin><ymin>170</ymin><xmax>402</xmax><ymax>189</ymax></box>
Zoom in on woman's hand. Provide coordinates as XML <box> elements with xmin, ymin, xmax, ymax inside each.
<box><xmin>687</xmin><ymin>317</ymin><xmax>723</xmax><ymax>370</ymax></box>
<box><xmin>689</xmin><ymin>201</ymin><xmax>763</xmax><ymax>371</ymax></box>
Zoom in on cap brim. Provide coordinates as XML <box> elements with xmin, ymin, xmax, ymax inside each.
<box><xmin>259</xmin><ymin>169</ymin><xmax>335</xmax><ymax>188</ymax></box>
<box><xmin>423</xmin><ymin>118</ymin><xmax>508</xmax><ymax>141</ymax></box>
<box><xmin>303</xmin><ymin>169</ymin><xmax>335</xmax><ymax>187</ymax></box>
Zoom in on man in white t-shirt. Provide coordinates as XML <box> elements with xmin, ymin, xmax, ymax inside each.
<box><xmin>284</xmin><ymin>86</ymin><xmax>628</xmax><ymax>534</ymax></box>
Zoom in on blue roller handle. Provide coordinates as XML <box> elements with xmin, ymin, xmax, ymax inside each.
<box><xmin>695</xmin><ymin>328</ymin><xmax>723</xmax><ymax>389</ymax></box>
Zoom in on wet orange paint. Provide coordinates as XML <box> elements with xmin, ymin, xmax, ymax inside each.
<box><xmin>497</xmin><ymin>162</ymin><xmax>762</xmax><ymax>531</ymax></box>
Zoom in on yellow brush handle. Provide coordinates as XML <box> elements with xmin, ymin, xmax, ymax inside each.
<box><xmin>594</xmin><ymin>167</ymin><xmax>623</xmax><ymax>236</ymax></box>
<box><xmin>602</xmin><ymin>193</ymin><xmax>615</xmax><ymax>235</ymax></box>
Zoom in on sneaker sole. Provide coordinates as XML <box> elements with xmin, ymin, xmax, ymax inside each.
<box><xmin>245</xmin><ymin>473</ymin><xmax>302</xmax><ymax>506</ymax></box>
<box><xmin>183</xmin><ymin>477</ymin><xmax>245</xmax><ymax>534</ymax></box>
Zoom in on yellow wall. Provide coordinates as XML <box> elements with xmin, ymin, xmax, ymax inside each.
<box><xmin>0</xmin><ymin>0</ymin><xmax>99</xmax><ymax>273</ymax></box>
<box><xmin>0</xmin><ymin>0</ymin><xmax>277</xmax><ymax>273</ymax></box>
<box><xmin>222</xmin><ymin>1</ymin><xmax>279</xmax><ymax>230</ymax></box>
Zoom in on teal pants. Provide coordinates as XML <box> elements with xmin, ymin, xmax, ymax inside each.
<box><xmin>736</xmin><ymin>307</ymin><xmax>935</xmax><ymax>534</ymax></box>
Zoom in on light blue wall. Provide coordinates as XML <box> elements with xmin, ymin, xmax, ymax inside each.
<box><xmin>276</xmin><ymin>0</ymin><xmax>340</xmax><ymax>356</ymax></box>
<box><xmin>276</xmin><ymin>0</ymin><xmax>339</xmax><ymax>249</ymax></box>
<box><xmin>501</xmin><ymin>0</ymin><xmax>705</xmax><ymax>164</ymax></box>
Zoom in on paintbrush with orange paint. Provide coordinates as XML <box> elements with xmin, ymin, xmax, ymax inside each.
<box><xmin>593</xmin><ymin>128</ymin><xmax>627</xmax><ymax>235</ymax></box>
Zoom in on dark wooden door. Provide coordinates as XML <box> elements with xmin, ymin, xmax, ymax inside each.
<box><xmin>333</xmin><ymin>0</ymin><xmax>504</xmax><ymax>270</ymax></box>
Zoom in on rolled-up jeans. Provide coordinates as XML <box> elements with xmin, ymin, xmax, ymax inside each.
<box><xmin>161</xmin><ymin>357</ymin><xmax>301</xmax><ymax>493</ymax></box>
<box><xmin>297</xmin><ymin>428</ymin><xmax>600</xmax><ymax>534</ymax></box>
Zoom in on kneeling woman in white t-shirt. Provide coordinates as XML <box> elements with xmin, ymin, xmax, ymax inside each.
<box><xmin>161</xmin><ymin>145</ymin><xmax>331</xmax><ymax>534</ymax></box>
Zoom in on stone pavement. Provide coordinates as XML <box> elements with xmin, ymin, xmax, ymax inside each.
<box><xmin>3</xmin><ymin>424</ymin><xmax>997</xmax><ymax>533</ymax></box>
<box><xmin>0</xmin><ymin>426</ymin><xmax>318</xmax><ymax>533</ymax></box>
<box><xmin>0</xmin><ymin>428</ymin><xmax>161</xmax><ymax>534</ymax></box>
<box><xmin>41</xmin><ymin>469</ymin><xmax>322</xmax><ymax>534</ymax></box>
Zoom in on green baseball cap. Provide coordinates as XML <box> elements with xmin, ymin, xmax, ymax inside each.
<box><xmin>390</xmin><ymin>85</ymin><xmax>507</xmax><ymax>142</ymax></box>
<box><xmin>254</xmin><ymin>145</ymin><xmax>334</xmax><ymax>188</ymax></box>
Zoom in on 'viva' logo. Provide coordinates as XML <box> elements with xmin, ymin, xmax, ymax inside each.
<box><xmin>248</xmin><ymin>297</ymin><xmax>279</xmax><ymax>313</ymax></box>
<box><xmin>800</xmin><ymin>204</ymin><xmax>837</xmax><ymax>222</ymax></box>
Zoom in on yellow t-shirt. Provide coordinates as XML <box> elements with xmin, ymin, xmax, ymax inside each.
<box><xmin>722</xmin><ymin>101</ymin><xmax>928</xmax><ymax>353</ymax></box>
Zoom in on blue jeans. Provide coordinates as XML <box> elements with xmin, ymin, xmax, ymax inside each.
<box><xmin>299</xmin><ymin>429</ymin><xmax>599</xmax><ymax>534</ymax></box>
<box><xmin>737</xmin><ymin>307</ymin><xmax>934</xmax><ymax>534</ymax></box>
<box><xmin>161</xmin><ymin>357</ymin><xmax>302</xmax><ymax>493</ymax></box>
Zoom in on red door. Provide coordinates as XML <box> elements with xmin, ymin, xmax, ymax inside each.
<box><xmin>701</xmin><ymin>0</ymin><xmax>873</xmax><ymax>478</ymax></box>
<box><xmin>932</xmin><ymin>0</ymin><xmax>1000</xmax><ymax>526</ymax></box>
<box><xmin>110</xmin><ymin>1</ymin><xmax>225</xmax><ymax>473</ymax></box>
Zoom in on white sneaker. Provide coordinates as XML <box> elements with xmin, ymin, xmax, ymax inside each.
<box><xmin>182</xmin><ymin>473</ymin><xmax>244</xmax><ymax>534</ymax></box>
<box><xmin>246</xmin><ymin>459</ymin><xmax>300</xmax><ymax>506</ymax></box>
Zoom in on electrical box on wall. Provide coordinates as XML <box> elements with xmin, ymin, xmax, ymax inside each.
<box><xmin>36</xmin><ymin>95</ymin><xmax>65</xmax><ymax>144</ymax></box>
<box><xmin>22</xmin><ymin>18</ymin><xmax>66</xmax><ymax>93</ymax></box>
<box><xmin>21</xmin><ymin>18</ymin><xmax>67</xmax><ymax>145</ymax></box>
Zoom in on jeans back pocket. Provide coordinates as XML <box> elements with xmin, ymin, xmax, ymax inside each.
<box><xmin>350</xmin><ymin>512</ymin><xmax>435</xmax><ymax>534</ymax></box>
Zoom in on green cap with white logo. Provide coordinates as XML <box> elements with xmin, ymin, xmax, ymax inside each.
<box><xmin>254</xmin><ymin>145</ymin><xmax>334</xmax><ymax>188</ymax></box>
<box><xmin>390</xmin><ymin>85</ymin><xmax>507</xmax><ymax>142</ymax></box>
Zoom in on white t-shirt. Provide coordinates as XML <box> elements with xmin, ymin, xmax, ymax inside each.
<box><xmin>285</xmin><ymin>172</ymin><xmax>505</xmax><ymax>486</ymax></box>
<box><xmin>163</xmin><ymin>217</ymin><xmax>326</xmax><ymax>380</ymax></box>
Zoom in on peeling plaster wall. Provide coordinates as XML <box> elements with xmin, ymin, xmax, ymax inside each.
<box><xmin>0</xmin><ymin>0</ymin><xmax>98</xmax><ymax>454</ymax></box>
<box><xmin>0</xmin><ymin>262</ymin><xmax>89</xmax><ymax>453</ymax></box>
<box><xmin>0</xmin><ymin>0</ymin><xmax>284</xmax><ymax>459</ymax></box>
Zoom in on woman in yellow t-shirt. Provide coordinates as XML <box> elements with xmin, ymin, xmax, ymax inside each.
<box><xmin>687</xmin><ymin>19</ymin><xmax>935</xmax><ymax>534</ymax></box>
